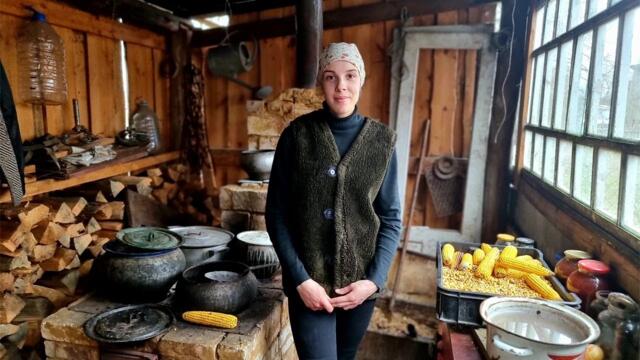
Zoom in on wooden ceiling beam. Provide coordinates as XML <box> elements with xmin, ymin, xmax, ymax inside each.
<box><xmin>159</xmin><ymin>0</ymin><xmax>295</xmax><ymax>18</ymax></box>
<box><xmin>191</xmin><ymin>0</ymin><xmax>497</xmax><ymax>48</ymax></box>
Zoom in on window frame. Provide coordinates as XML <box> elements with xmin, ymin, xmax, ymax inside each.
<box><xmin>517</xmin><ymin>0</ymin><xmax>640</xmax><ymax>252</ymax></box>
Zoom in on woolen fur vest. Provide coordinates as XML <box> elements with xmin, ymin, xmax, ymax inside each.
<box><xmin>288</xmin><ymin>111</ymin><xmax>396</xmax><ymax>294</ymax></box>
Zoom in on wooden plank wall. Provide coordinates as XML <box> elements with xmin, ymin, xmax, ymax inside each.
<box><xmin>202</xmin><ymin>1</ymin><xmax>495</xmax><ymax>228</ymax></box>
<box><xmin>0</xmin><ymin>0</ymin><xmax>169</xmax><ymax>146</ymax></box>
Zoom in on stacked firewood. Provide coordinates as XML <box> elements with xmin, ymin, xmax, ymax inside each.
<box><xmin>0</xmin><ymin>194</ymin><xmax>124</xmax><ymax>352</ymax></box>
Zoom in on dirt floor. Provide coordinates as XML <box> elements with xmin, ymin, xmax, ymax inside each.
<box><xmin>368</xmin><ymin>300</ymin><xmax>438</xmax><ymax>341</ymax></box>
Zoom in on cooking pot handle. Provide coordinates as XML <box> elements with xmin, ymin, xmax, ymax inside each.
<box><xmin>492</xmin><ymin>334</ymin><xmax>533</xmax><ymax>357</ymax></box>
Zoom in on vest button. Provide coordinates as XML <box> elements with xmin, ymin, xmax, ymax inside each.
<box><xmin>326</xmin><ymin>166</ymin><xmax>337</xmax><ymax>177</ymax></box>
<box><xmin>323</xmin><ymin>208</ymin><xmax>335</xmax><ymax>220</ymax></box>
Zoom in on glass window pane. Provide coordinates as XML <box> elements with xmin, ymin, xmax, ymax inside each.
<box><xmin>554</xmin><ymin>41</ymin><xmax>574</xmax><ymax>130</ymax></box>
<box><xmin>570</xmin><ymin>0</ymin><xmax>587</xmax><ymax>29</ymax></box>
<box><xmin>623</xmin><ymin>155</ymin><xmax>640</xmax><ymax>234</ymax></box>
<box><xmin>524</xmin><ymin>130</ymin><xmax>533</xmax><ymax>169</ymax></box>
<box><xmin>557</xmin><ymin>0</ymin><xmax>570</xmax><ymax>36</ymax></box>
<box><xmin>594</xmin><ymin>148</ymin><xmax>621</xmax><ymax>219</ymax></box>
<box><xmin>558</xmin><ymin>140</ymin><xmax>573</xmax><ymax>193</ymax></box>
<box><xmin>544</xmin><ymin>0</ymin><xmax>557</xmax><ymax>44</ymax></box>
<box><xmin>531</xmin><ymin>54</ymin><xmax>546</xmax><ymax>126</ymax></box>
<box><xmin>533</xmin><ymin>133</ymin><xmax>545</xmax><ymax>176</ymax></box>
<box><xmin>542</xmin><ymin>48</ymin><xmax>558</xmax><ymax>128</ymax></box>
<box><xmin>588</xmin><ymin>19</ymin><xmax>619</xmax><ymax>137</ymax></box>
<box><xmin>588</xmin><ymin>0</ymin><xmax>607</xmax><ymax>19</ymax></box>
<box><xmin>543</xmin><ymin>137</ymin><xmax>557</xmax><ymax>184</ymax></box>
<box><xmin>573</xmin><ymin>144</ymin><xmax>593</xmax><ymax>205</ymax></box>
<box><xmin>526</xmin><ymin>57</ymin><xmax>538</xmax><ymax>124</ymax></box>
<box><xmin>534</xmin><ymin>5</ymin><xmax>545</xmax><ymax>49</ymax></box>
<box><xmin>567</xmin><ymin>31</ymin><xmax>593</xmax><ymax>135</ymax></box>
<box><xmin>614</xmin><ymin>7</ymin><xmax>640</xmax><ymax>141</ymax></box>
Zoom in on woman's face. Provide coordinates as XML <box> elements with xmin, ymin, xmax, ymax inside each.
<box><xmin>320</xmin><ymin>60</ymin><xmax>361</xmax><ymax>118</ymax></box>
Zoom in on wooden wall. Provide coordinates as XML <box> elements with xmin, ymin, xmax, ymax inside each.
<box><xmin>200</xmin><ymin>1</ymin><xmax>495</xmax><ymax>228</ymax></box>
<box><xmin>0</xmin><ymin>0</ymin><xmax>170</xmax><ymax>146</ymax></box>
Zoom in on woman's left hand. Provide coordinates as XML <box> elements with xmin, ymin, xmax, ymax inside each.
<box><xmin>330</xmin><ymin>280</ymin><xmax>378</xmax><ymax>310</ymax></box>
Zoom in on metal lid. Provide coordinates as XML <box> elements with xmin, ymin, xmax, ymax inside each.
<box><xmin>103</xmin><ymin>241</ymin><xmax>174</xmax><ymax>257</ymax></box>
<box><xmin>83</xmin><ymin>304</ymin><xmax>175</xmax><ymax>344</ymax></box>
<box><xmin>236</xmin><ymin>230</ymin><xmax>272</xmax><ymax>246</ymax></box>
<box><xmin>578</xmin><ymin>259</ymin><xmax>610</xmax><ymax>275</ymax></box>
<box><xmin>563</xmin><ymin>250</ymin><xmax>592</xmax><ymax>260</ymax></box>
<box><xmin>170</xmin><ymin>226</ymin><xmax>234</xmax><ymax>249</ymax></box>
<box><xmin>116</xmin><ymin>227</ymin><xmax>182</xmax><ymax>250</ymax></box>
<box><xmin>496</xmin><ymin>233</ymin><xmax>515</xmax><ymax>242</ymax></box>
<box><xmin>515</xmin><ymin>237</ymin><xmax>535</xmax><ymax>245</ymax></box>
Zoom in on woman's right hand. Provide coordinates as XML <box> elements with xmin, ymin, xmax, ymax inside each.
<box><xmin>296</xmin><ymin>279</ymin><xmax>334</xmax><ymax>313</ymax></box>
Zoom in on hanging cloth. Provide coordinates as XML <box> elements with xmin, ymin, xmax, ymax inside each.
<box><xmin>0</xmin><ymin>60</ymin><xmax>25</xmax><ymax>205</ymax></box>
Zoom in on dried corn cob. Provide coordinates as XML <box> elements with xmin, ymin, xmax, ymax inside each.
<box><xmin>494</xmin><ymin>246</ymin><xmax>519</xmax><ymax>278</ymax></box>
<box><xmin>182</xmin><ymin>311</ymin><xmax>238</xmax><ymax>329</ymax></box>
<box><xmin>475</xmin><ymin>248</ymin><xmax>500</xmax><ymax>279</ymax></box>
<box><xmin>472</xmin><ymin>249</ymin><xmax>485</xmax><ymax>265</ymax></box>
<box><xmin>451</xmin><ymin>251</ymin><xmax>464</xmax><ymax>269</ymax></box>
<box><xmin>442</xmin><ymin>244</ymin><xmax>455</xmax><ymax>266</ymax></box>
<box><xmin>507</xmin><ymin>268</ymin><xmax>526</xmax><ymax>279</ymax></box>
<box><xmin>524</xmin><ymin>274</ymin><xmax>562</xmax><ymax>300</ymax></box>
<box><xmin>459</xmin><ymin>253</ymin><xmax>473</xmax><ymax>270</ymax></box>
<box><xmin>497</xmin><ymin>257</ymin><xmax>554</xmax><ymax>277</ymax></box>
<box><xmin>480</xmin><ymin>243</ymin><xmax>493</xmax><ymax>254</ymax></box>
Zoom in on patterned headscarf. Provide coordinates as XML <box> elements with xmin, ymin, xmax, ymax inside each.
<box><xmin>317</xmin><ymin>42</ymin><xmax>366</xmax><ymax>87</ymax></box>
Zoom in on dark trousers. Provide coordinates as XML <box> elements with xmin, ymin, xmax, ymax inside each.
<box><xmin>288</xmin><ymin>294</ymin><xmax>376</xmax><ymax>360</ymax></box>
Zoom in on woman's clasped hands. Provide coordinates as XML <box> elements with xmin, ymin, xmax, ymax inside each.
<box><xmin>296</xmin><ymin>279</ymin><xmax>378</xmax><ymax>312</ymax></box>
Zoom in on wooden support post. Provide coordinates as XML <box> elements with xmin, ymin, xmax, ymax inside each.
<box><xmin>295</xmin><ymin>0</ymin><xmax>322</xmax><ymax>88</ymax></box>
<box><xmin>169</xmin><ymin>27</ymin><xmax>191</xmax><ymax>150</ymax></box>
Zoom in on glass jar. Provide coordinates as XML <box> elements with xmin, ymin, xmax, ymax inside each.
<box><xmin>515</xmin><ymin>237</ymin><xmax>535</xmax><ymax>248</ymax></box>
<box><xmin>554</xmin><ymin>250</ymin><xmax>592</xmax><ymax>283</ymax></box>
<box><xmin>566</xmin><ymin>259</ymin><xmax>610</xmax><ymax>312</ymax></box>
<box><xmin>495</xmin><ymin>233</ymin><xmax>515</xmax><ymax>246</ymax></box>
<box><xmin>597</xmin><ymin>293</ymin><xmax>639</xmax><ymax>359</ymax></box>
<box><xmin>587</xmin><ymin>290</ymin><xmax>611</xmax><ymax>319</ymax></box>
<box><xmin>614</xmin><ymin>311</ymin><xmax>640</xmax><ymax>360</ymax></box>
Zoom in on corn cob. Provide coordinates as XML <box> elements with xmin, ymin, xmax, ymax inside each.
<box><xmin>524</xmin><ymin>274</ymin><xmax>562</xmax><ymax>300</ymax></box>
<box><xmin>442</xmin><ymin>244</ymin><xmax>455</xmax><ymax>267</ymax></box>
<box><xmin>497</xmin><ymin>257</ymin><xmax>554</xmax><ymax>277</ymax></box>
<box><xmin>458</xmin><ymin>253</ymin><xmax>473</xmax><ymax>270</ymax></box>
<box><xmin>475</xmin><ymin>248</ymin><xmax>500</xmax><ymax>279</ymax></box>
<box><xmin>451</xmin><ymin>251</ymin><xmax>464</xmax><ymax>269</ymax></box>
<box><xmin>507</xmin><ymin>257</ymin><xmax>537</xmax><ymax>279</ymax></box>
<box><xmin>516</xmin><ymin>255</ymin><xmax>533</xmax><ymax>261</ymax></box>
<box><xmin>480</xmin><ymin>243</ymin><xmax>492</xmax><ymax>254</ymax></box>
<box><xmin>182</xmin><ymin>311</ymin><xmax>238</xmax><ymax>329</ymax></box>
<box><xmin>494</xmin><ymin>245</ymin><xmax>518</xmax><ymax>278</ymax></box>
<box><xmin>472</xmin><ymin>249</ymin><xmax>485</xmax><ymax>265</ymax></box>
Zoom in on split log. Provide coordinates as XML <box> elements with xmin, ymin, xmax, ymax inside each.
<box><xmin>6</xmin><ymin>322</ymin><xmax>28</xmax><ymax>349</ymax></box>
<box><xmin>0</xmin><ymin>254</ymin><xmax>31</xmax><ymax>272</ymax></box>
<box><xmin>88</xmin><ymin>238</ymin><xmax>110</xmax><ymax>258</ymax></box>
<box><xmin>39</xmin><ymin>248</ymin><xmax>76</xmax><ymax>272</ymax></box>
<box><xmin>94</xmin><ymin>230</ymin><xmax>118</xmax><ymax>240</ymax></box>
<box><xmin>73</xmin><ymin>234</ymin><xmax>92</xmax><ymax>256</ymax></box>
<box><xmin>95</xmin><ymin>191</ymin><xmax>108</xmax><ymax>203</ymax></box>
<box><xmin>13</xmin><ymin>297</ymin><xmax>53</xmax><ymax>322</ymax></box>
<box><xmin>98</xmin><ymin>179</ymin><xmax>126</xmax><ymax>198</ymax></box>
<box><xmin>78</xmin><ymin>259</ymin><xmax>93</xmax><ymax>277</ymax></box>
<box><xmin>32</xmin><ymin>222</ymin><xmax>65</xmax><ymax>245</ymax></box>
<box><xmin>52</xmin><ymin>203</ymin><xmax>76</xmax><ymax>224</ymax></box>
<box><xmin>30</xmin><ymin>244</ymin><xmax>57</xmax><ymax>263</ymax></box>
<box><xmin>111</xmin><ymin>176</ymin><xmax>153</xmax><ymax>196</ymax></box>
<box><xmin>0</xmin><ymin>222</ymin><xmax>28</xmax><ymax>253</ymax></box>
<box><xmin>20</xmin><ymin>320</ymin><xmax>41</xmax><ymax>348</ymax></box>
<box><xmin>0</xmin><ymin>273</ymin><xmax>14</xmax><ymax>292</ymax></box>
<box><xmin>65</xmin><ymin>255</ymin><xmax>81</xmax><ymax>270</ymax></box>
<box><xmin>0</xmin><ymin>293</ymin><xmax>25</xmax><ymax>323</ymax></box>
<box><xmin>12</xmin><ymin>278</ymin><xmax>34</xmax><ymax>295</ymax></box>
<box><xmin>150</xmin><ymin>176</ymin><xmax>164</xmax><ymax>187</ymax></box>
<box><xmin>146</xmin><ymin>168</ymin><xmax>163</xmax><ymax>177</ymax></box>
<box><xmin>17</xmin><ymin>205</ymin><xmax>49</xmax><ymax>229</ymax></box>
<box><xmin>12</xmin><ymin>265</ymin><xmax>43</xmax><ymax>286</ymax></box>
<box><xmin>31</xmin><ymin>285</ymin><xmax>69</xmax><ymax>309</ymax></box>
<box><xmin>43</xmin><ymin>197</ymin><xmax>87</xmax><ymax>217</ymax></box>
<box><xmin>64</xmin><ymin>223</ymin><xmax>85</xmax><ymax>238</ymax></box>
<box><xmin>86</xmin><ymin>218</ymin><xmax>101</xmax><ymax>234</ymax></box>
<box><xmin>37</xmin><ymin>270</ymin><xmax>80</xmax><ymax>296</ymax></box>
<box><xmin>20</xmin><ymin>232</ymin><xmax>37</xmax><ymax>258</ymax></box>
<box><xmin>83</xmin><ymin>203</ymin><xmax>112</xmax><ymax>221</ymax></box>
<box><xmin>98</xmin><ymin>221</ymin><xmax>123</xmax><ymax>231</ymax></box>
<box><xmin>0</xmin><ymin>324</ymin><xmax>18</xmax><ymax>339</ymax></box>
<box><xmin>109</xmin><ymin>201</ymin><xmax>125</xmax><ymax>220</ymax></box>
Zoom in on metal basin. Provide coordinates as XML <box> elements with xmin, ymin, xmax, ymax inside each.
<box><xmin>240</xmin><ymin>149</ymin><xmax>275</xmax><ymax>180</ymax></box>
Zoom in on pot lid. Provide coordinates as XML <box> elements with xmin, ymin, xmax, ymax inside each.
<box><xmin>236</xmin><ymin>230</ymin><xmax>272</xmax><ymax>246</ymax></box>
<box><xmin>170</xmin><ymin>226</ymin><xmax>234</xmax><ymax>248</ymax></box>
<box><xmin>103</xmin><ymin>241</ymin><xmax>174</xmax><ymax>257</ymax></box>
<box><xmin>117</xmin><ymin>227</ymin><xmax>182</xmax><ymax>250</ymax></box>
<box><xmin>83</xmin><ymin>304</ymin><xmax>175</xmax><ymax>344</ymax></box>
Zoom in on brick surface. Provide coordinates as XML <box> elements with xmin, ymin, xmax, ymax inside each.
<box><xmin>247</xmin><ymin>114</ymin><xmax>286</xmax><ymax>137</ymax></box>
<box><xmin>159</xmin><ymin>325</ymin><xmax>225</xmax><ymax>359</ymax></box>
<box><xmin>231</xmin><ymin>186</ymin><xmax>267</xmax><ymax>212</ymax></box>
<box><xmin>44</xmin><ymin>341</ymin><xmax>99</xmax><ymax>360</ymax></box>
<box><xmin>258</xmin><ymin>136</ymin><xmax>279</xmax><ymax>150</ymax></box>
<box><xmin>246</xmin><ymin>100</ymin><xmax>266</xmax><ymax>114</ymax></box>
<box><xmin>221</xmin><ymin>210</ymin><xmax>250</xmax><ymax>233</ymax></box>
<box><xmin>41</xmin><ymin>308</ymin><xmax>98</xmax><ymax>347</ymax></box>
<box><xmin>250</xmin><ymin>214</ymin><xmax>266</xmax><ymax>231</ymax></box>
<box><xmin>219</xmin><ymin>186</ymin><xmax>234</xmax><ymax>210</ymax></box>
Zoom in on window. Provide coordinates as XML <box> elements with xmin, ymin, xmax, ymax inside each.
<box><xmin>522</xmin><ymin>0</ymin><xmax>640</xmax><ymax>239</ymax></box>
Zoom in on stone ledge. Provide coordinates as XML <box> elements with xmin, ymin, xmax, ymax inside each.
<box><xmin>44</xmin><ymin>340</ymin><xmax>99</xmax><ymax>360</ymax></box>
<box><xmin>41</xmin><ymin>308</ymin><xmax>98</xmax><ymax>347</ymax></box>
<box><xmin>158</xmin><ymin>324</ymin><xmax>226</xmax><ymax>359</ymax></box>
<box><xmin>219</xmin><ymin>185</ymin><xmax>268</xmax><ymax>212</ymax></box>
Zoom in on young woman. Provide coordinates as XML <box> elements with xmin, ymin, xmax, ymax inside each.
<box><xmin>266</xmin><ymin>42</ymin><xmax>402</xmax><ymax>360</ymax></box>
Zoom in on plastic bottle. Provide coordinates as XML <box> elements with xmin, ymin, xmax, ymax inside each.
<box><xmin>17</xmin><ymin>10</ymin><xmax>67</xmax><ymax>105</ymax></box>
<box><xmin>130</xmin><ymin>99</ymin><xmax>162</xmax><ymax>154</ymax></box>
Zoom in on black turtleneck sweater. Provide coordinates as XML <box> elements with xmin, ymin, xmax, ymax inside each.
<box><xmin>266</xmin><ymin>103</ymin><xmax>402</xmax><ymax>294</ymax></box>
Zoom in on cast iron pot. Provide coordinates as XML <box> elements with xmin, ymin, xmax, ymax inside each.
<box><xmin>92</xmin><ymin>241</ymin><xmax>186</xmax><ymax>303</ymax></box>
<box><xmin>240</xmin><ymin>149</ymin><xmax>275</xmax><ymax>180</ymax></box>
<box><xmin>170</xmin><ymin>226</ymin><xmax>234</xmax><ymax>268</ymax></box>
<box><xmin>176</xmin><ymin>261</ymin><xmax>258</xmax><ymax>314</ymax></box>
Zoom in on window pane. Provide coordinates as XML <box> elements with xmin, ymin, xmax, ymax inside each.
<box><xmin>526</xmin><ymin>57</ymin><xmax>538</xmax><ymax>124</ymax></box>
<box><xmin>557</xmin><ymin>0</ymin><xmax>570</xmax><ymax>36</ymax></box>
<box><xmin>533</xmin><ymin>133</ymin><xmax>545</xmax><ymax>176</ymax></box>
<box><xmin>570</xmin><ymin>0</ymin><xmax>587</xmax><ymax>29</ymax></box>
<box><xmin>554</xmin><ymin>41</ymin><xmax>574</xmax><ymax>130</ymax></box>
<box><xmin>558</xmin><ymin>140</ymin><xmax>573</xmax><ymax>193</ymax></box>
<box><xmin>544</xmin><ymin>0</ymin><xmax>557</xmax><ymax>44</ymax></box>
<box><xmin>543</xmin><ymin>137</ymin><xmax>557</xmax><ymax>184</ymax></box>
<box><xmin>524</xmin><ymin>130</ymin><xmax>533</xmax><ymax>169</ymax></box>
<box><xmin>573</xmin><ymin>144</ymin><xmax>593</xmax><ymax>205</ymax></box>
<box><xmin>623</xmin><ymin>155</ymin><xmax>640</xmax><ymax>234</ymax></box>
<box><xmin>567</xmin><ymin>32</ymin><xmax>593</xmax><ymax>135</ymax></box>
<box><xmin>588</xmin><ymin>0</ymin><xmax>607</xmax><ymax>19</ymax></box>
<box><xmin>614</xmin><ymin>7</ymin><xmax>640</xmax><ymax>141</ymax></box>
<box><xmin>588</xmin><ymin>19</ymin><xmax>619</xmax><ymax>137</ymax></box>
<box><xmin>534</xmin><ymin>5</ymin><xmax>545</xmax><ymax>49</ymax></box>
<box><xmin>594</xmin><ymin>148</ymin><xmax>621</xmax><ymax>219</ymax></box>
<box><xmin>531</xmin><ymin>54</ymin><xmax>546</xmax><ymax>126</ymax></box>
<box><xmin>542</xmin><ymin>48</ymin><xmax>558</xmax><ymax>128</ymax></box>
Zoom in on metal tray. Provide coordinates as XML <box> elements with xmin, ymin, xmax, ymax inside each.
<box><xmin>436</xmin><ymin>240</ymin><xmax>581</xmax><ymax>327</ymax></box>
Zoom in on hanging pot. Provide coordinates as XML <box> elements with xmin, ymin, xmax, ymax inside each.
<box><xmin>170</xmin><ymin>226</ymin><xmax>234</xmax><ymax>268</ymax></box>
<box><xmin>236</xmin><ymin>230</ymin><xmax>280</xmax><ymax>279</ymax></box>
<box><xmin>176</xmin><ymin>261</ymin><xmax>259</xmax><ymax>314</ymax></box>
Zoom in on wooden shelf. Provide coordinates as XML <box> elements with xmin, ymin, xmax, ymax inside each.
<box><xmin>0</xmin><ymin>151</ymin><xmax>180</xmax><ymax>203</ymax></box>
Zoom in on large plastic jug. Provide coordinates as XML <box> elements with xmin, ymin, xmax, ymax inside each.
<box><xmin>131</xmin><ymin>99</ymin><xmax>162</xmax><ymax>154</ymax></box>
<box><xmin>17</xmin><ymin>10</ymin><xmax>67</xmax><ymax>105</ymax></box>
